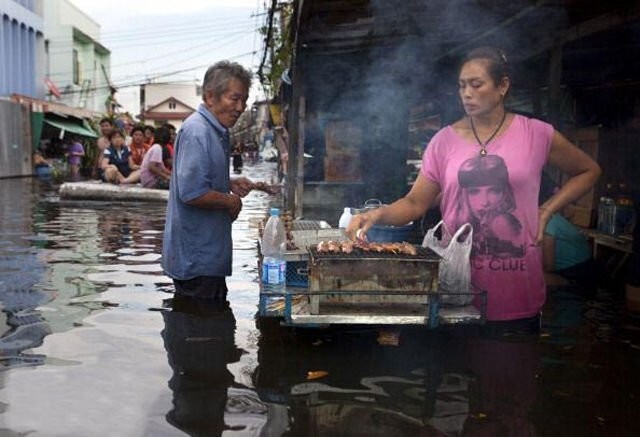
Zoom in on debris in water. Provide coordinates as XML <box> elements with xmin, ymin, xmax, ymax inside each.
<box><xmin>307</xmin><ymin>370</ymin><xmax>328</xmax><ymax>380</ymax></box>
<box><xmin>377</xmin><ymin>330</ymin><xmax>400</xmax><ymax>346</ymax></box>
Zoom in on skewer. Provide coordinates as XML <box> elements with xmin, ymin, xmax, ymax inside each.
<box><xmin>314</xmin><ymin>240</ymin><xmax>420</xmax><ymax>256</ymax></box>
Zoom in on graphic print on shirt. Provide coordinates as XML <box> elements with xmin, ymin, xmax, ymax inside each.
<box><xmin>455</xmin><ymin>154</ymin><xmax>525</xmax><ymax>260</ymax></box>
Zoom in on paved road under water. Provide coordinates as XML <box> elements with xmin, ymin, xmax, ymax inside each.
<box><xmin>0</xmin><ymin>159</ymin><xmax>639</xmax><ymax>436</ymax></box>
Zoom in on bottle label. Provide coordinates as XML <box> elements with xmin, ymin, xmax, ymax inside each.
<box><xmin>263</xmin><ymin>260</ymin><xmax>286</xmax><ymax>285</ymax></box>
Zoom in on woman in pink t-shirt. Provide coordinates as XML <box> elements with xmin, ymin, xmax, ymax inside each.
<box><xmin>140</xmin><ymin>126</ymin><xmax>172</xmax><ymax>189</ymax></box>
<box><xmin>347</xmin><ymin>46</ymin><xmax>600</xmax><ymax>327</ymax></box>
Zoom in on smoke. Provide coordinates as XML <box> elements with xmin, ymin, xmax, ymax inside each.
<box><xmin>298</xmin><ymin>0</ymin><xmax>570</xmax><ymax>198</ymax></box>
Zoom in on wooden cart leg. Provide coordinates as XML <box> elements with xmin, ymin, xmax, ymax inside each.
<box><xmin>310</xmin><ymin>295</ymin><xmax>319</xmax><ymax>314</ymax></box>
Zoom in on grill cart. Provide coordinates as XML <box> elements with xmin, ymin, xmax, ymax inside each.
<box><xmin>258</xmin><ymin>222</ymin><xmax>486</xmax><ymax>328</ymax></box>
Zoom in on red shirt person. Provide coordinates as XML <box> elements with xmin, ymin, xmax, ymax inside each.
<box><xmin>128</xmin><ymin>126</ymin><xmax>149</xmax><ymax>169</ymax></box>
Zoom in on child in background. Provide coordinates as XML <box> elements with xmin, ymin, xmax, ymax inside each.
<box><xmin>65</xmin><ymin>136</ymin><xmax>85</xmax><ymax>180</ymax></box>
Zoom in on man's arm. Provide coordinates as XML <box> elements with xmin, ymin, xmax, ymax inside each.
<box><xmin>187</xmin><ymin>191</ymin><xmax>242</xmax><ymax>221</ymax></box>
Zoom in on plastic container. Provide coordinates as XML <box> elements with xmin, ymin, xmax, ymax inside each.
<box><xmin>261</xmin><ymin>208</ymin><xmax>287</xmax><ymax>293</ymax></box>
<box><xmin>367</xmin><ymin>223</ymin><xmax>414</xmax><ymax>243</ymax></box>
<box><xmin>363</xmin><ymin>198</ymin><xmax>385</xmax><ymax>211</ymax></box>
<box><xmin>597</xmin><ymin>197</ymin><xmax>615</xmax><ymax>234</ymax></box>
<box><xmin>338</xmin><ymin>207</ymin><xmax>353</xmax><ymax>228</ymax></box>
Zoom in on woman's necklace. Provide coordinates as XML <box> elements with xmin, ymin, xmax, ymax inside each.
<box><xmin>469</xmin><ymin>111</ymin><xmax>507</xmax><ymax>157</ymax></box>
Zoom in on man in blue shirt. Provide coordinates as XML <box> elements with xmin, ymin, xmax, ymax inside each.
<box><xmin>162</xmin><ymin>61</ymin><xmax>257</xmax><ymax>300</ymax></box>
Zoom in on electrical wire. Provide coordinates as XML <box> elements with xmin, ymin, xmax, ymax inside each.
<box><xmin>46</xmin><ymin>15</ymin><xmax>256</xmax><ymax>45</ymax></box>
<box><xmin>57</xmin><ymin>50</ymin><xmax>257</xmax><ymax>96</ymax></box>
<box><xmin>133</xmin><ymin>31</ymin><xmax>255</xmax><ymax>80</ymax></box>
<box><xmin>46</xmin><ymin>25</ymin><xmax>261</xmax><ymax>79</ymax></box>
<box><xmin>47</xmin><ymin>23</ymin><xmax>257</xmax><ymax>53</ymax></box>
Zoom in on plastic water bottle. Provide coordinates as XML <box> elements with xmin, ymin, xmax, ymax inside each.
<box><xmin>338</xmin><ymin>207</ymin><xmax>353</xmax><ymax>228</ymax></box>
<box><xmin>261</xmin><ymin>208</ymin><xmax>287</xmax><ymax>293</ymax></box>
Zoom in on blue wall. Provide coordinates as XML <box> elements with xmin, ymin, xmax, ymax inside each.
<box><xmin>0</xmin><ymin>0</ymin><xmax>43</xmax><ymax>98</ymax></box>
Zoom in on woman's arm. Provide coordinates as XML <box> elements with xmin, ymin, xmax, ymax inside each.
<box><xmin>538</xmin><ymin>130</ymin><xmax>601</xmax><ymax>243</ymax></box>
<box><xmin>346</xmin><ymin>173</ymin><xmax>441</xmax><ymax>240</ymax></box>
<box><xmin>541</xmin><ymin>234</ymin><xmax>556</xmax><ymax>272</ymax></box>
<box><xmin>128</xmin><ymin>155</ymin><xmax>140</xmax><ymax>170</ymax></box>
<box><xmin>149</xmin><ymin>162</ymin><xmax>170</xmax><ymax>180</ymax></box>
<box><xmin>100</xmin><ymin>156</ymin><xmax>111</xmax><ymax>170</ymax></box>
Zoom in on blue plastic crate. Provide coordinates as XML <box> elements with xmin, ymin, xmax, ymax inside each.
<box><xmin>286</xmin><ymin>261</ymin><xmax>308</xmax><ymax>287</ymax></box>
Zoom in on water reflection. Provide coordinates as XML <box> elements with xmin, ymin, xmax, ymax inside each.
<box><xmin>253</xmin><ymin>323</ymin><xmax>542</xmax><ymax>435</ymax></box>
<box><xmin>161</xmin><ymin>296</ymin><xmax>243</xmax><ymax>436</ymax></box>
<box><xmin>0</xmin><ymin>162</ymin><xmax>639</xmax><ymax>435</ymax></box>
<box><xmin>0</xmin><ymin>178</ymin><xmax>54</xmax><ymax>370</ymax></box>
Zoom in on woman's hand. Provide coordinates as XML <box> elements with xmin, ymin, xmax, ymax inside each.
<box><xmin>536</xmin><ymin>207</ymin><xmax>553</xmax><ymax>245</ymax></box>
<box><xmin>345</xmin><ymin>209</ymin><xmax>383</xmax><ymax>241</ymax></box>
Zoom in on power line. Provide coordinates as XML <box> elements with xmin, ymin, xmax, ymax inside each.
<box><xmin>47</xmin><ymin>23</ymin><xmax>257</xmax><ymax>52</ymax></box>
<box><xmin>57</xmin><ymin>50</ymin><xmax>257</xmax><ymax>97</ymax></box>
<box><xmin>258</xmin><ymin>0</ymin><xmax>278</xmax><ymax>87</ymax></box>
<box><xmin>46</xmin><ymin>25</ymin><xmax>261</xmax><ymax>79</ymax></box>
<box><xmin>46</xmin><ymin>15</ymin><xmax>256</xmax><ymax>43</ymax></box>
<box><xmin>133</xmin><ymin>31</ymin><xmax>255</xmax><ymax>79</ymax></box>
<box><xmin>112</xmin><ymin>29</ymin><xmax>256</xmax><ymax>72</ymax></box>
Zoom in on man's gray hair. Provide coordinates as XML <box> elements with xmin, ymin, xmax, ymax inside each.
<box><xmin>202</xmin><ymin>61</ymin><xmax>252</xmax><ymax>100</ymax></box>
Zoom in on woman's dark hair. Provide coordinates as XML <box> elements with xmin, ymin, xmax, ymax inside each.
<box><xmin>154</xmin><ymin>126</ymin><xmax>172</xmax><ymax>162</ymax></box>
<box><xmin>461</xmin><ymin>46</ymin><xmax>510</xmax><ymax>86</ymax></box>
<box><xmin>111</xmin><ymin>128</ymin><xmax>125</xmax><ymax>139</ymax></box>
<box><xmin>155</xmin><ymin>126</ymin><xmax>171</xmax><ymax>146</ymax></box>
<box><xmin>144</xmin><ymin>125</ymin><xmax>156</xmax><ymax>134</ymax></box>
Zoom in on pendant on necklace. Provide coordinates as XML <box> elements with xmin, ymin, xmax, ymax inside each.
<box><xmin>470</xmin><ymin>111</ymin><xmax>507</xmax><ymax>159</ymax></box>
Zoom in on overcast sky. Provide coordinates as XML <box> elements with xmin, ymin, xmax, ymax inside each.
<box><xmin>69</xmin><ymin>0</ymin><xmax>267</xmax><ymax>115</ymax></box>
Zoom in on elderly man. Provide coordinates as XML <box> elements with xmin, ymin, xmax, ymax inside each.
<box><xmin>161</xmin><ymin>61</ymin><xmax>260</xmax><ymax>300</ymax></box>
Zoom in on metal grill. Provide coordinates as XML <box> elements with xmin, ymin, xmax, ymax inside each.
<box><xmin>308</xmin><ymin>245</ymin><xmax>439</xmax><ymax>262</ymax></box>
<box><xmin>292</xmin><ymin>220</ymin><xmax>331</xmax><ymax>231</ymax></box>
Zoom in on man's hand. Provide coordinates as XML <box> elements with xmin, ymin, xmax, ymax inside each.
<box><xmin>227</xmin><ymin>194</ymin><xmax>242</xmax><ymax>221</ymax></box>
<box><xmin>230</xmin><ymin>177</ymin><xmax>254</xmax><ymax>198</ymax></box>
<box><xmin>253</xmin><ymin>181</ymin><xmax>280</xmax><ymax>195</ymax></box>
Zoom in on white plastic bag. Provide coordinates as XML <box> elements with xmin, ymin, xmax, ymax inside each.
<box><xmin>422</xmin><ymin>220</ymin><xmax>473</xmax><ymax>306</ymax></box>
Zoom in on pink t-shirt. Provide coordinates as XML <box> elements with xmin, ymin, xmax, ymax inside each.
<box><xmin>421</xmin><ymin>114</ymin><xmax>554</xmax><ymax>321</ymax></box>
<box><xmin>140</xmin><ymin>143</ymin><xmax>167</xmax><ymax>188</ymax></box>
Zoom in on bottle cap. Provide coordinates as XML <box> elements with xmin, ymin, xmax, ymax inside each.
<box><xmin>270</xmin><ymin>208</ymin><xmax>280</xmax><ymax>216</ymax></box>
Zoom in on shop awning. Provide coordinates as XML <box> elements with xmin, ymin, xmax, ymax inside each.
<box><xmin>44</xmin><ymin>118</ymin><xmax>98</xmax><ymax>138</ymax></box>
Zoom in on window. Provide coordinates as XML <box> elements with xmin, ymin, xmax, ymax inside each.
<box><xmin>73</xmin><ymin>49</ymin><xmax>80</xmax><ymax>85</ymax></box>
<box><xmin>168</xmin><ymin>101</ymin><xmax>176</xmax><ymax>110</ymax></box>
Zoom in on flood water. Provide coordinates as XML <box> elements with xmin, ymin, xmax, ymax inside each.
<box><xmin>0</xmin><ymin>159</ymin><xmax>639</xmax><ymax>436</ymax></box>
